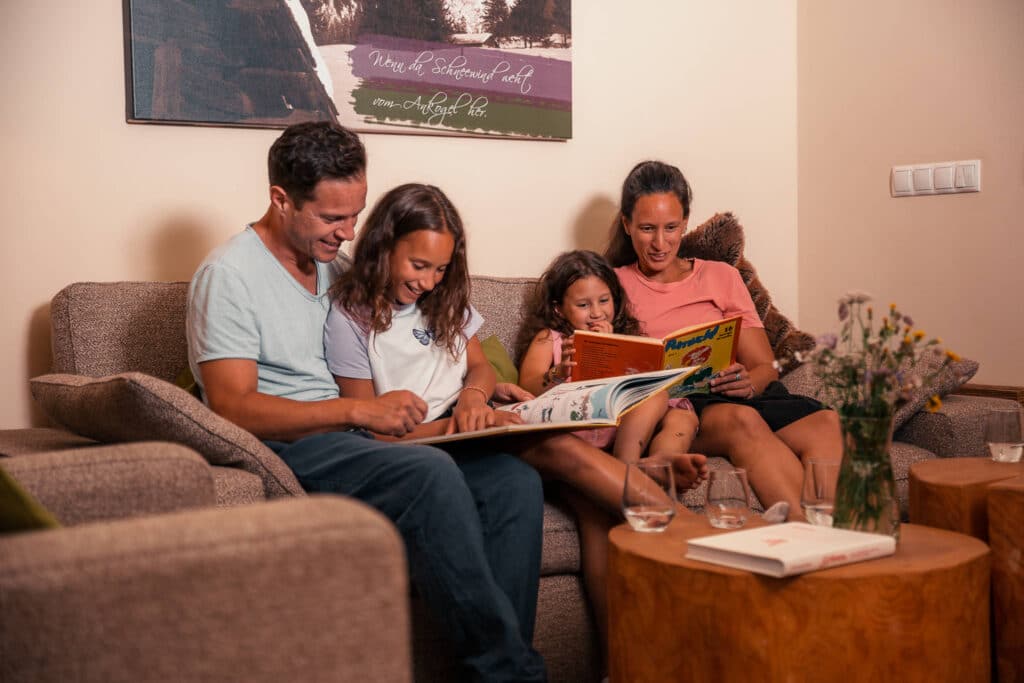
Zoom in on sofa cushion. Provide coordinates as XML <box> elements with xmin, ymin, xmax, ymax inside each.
<box><xmin>781</xmin><ymin>355</ymin><xmax>979</xmax><ymax>431</ymax></box>
<box><xmin>0</xmin><ymin>463</ymin><xmax>61</xmax><ymax>533</ymax></box>
<box><xmin>892</xmin><ymin>355</ymin><xmax>979</xmax><ymax>429</ymax></box>
<box><xmin>680</xmin><ymin>212</ymin><xmax>815</xmax><ymax>372</ymax></box>
<box><xmin>481</xmin><ymin>334</ymin><xmax>519</xmax><ymax>385</ymax></box>
<box><xmin>30</xmin><ymin>373</ymin><xmax>303</xmax><ymax>498</ymax></box>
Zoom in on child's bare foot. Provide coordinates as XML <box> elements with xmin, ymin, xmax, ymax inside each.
<box><xmin>648</xmin><ymin>452</ymin><xmax>709</xmax><ymax>490</ymax></box>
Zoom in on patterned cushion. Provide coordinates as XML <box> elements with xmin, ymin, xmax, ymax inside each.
<box><xmin>30</xmin><ymin>373</ymin><xmax>303</xmax><ymax>498</ymax></box>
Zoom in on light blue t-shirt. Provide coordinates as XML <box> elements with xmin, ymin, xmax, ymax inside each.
<box><xmin>187</xmin><ymin>226</ymin><xmax>346</xmax><ymax>403</ymax></box>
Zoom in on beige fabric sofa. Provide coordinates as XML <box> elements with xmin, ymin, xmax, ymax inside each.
<box><xmin>0</xmin><ymin>440</ymin><xmax>410</xmax><ymax>683</ymax></box>
<box><xmin>18</xmin><ymin>272</ymin><xmax>1015</xmax><ymax>683</ymax></box>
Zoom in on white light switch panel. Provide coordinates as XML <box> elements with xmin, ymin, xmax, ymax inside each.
<box><xmin>891</xmin><ymin>159</ymin><xmax>981</xmax><ymax>197</ymax></box>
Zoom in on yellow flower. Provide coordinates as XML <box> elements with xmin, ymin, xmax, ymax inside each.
<box><xmin>946</xmin><ymin>350</ymin><xmax>962</xmax><ymax>362</ymax></box>
<box><xmin>926</xmin><ymin>395</ymin><xmax>942</xmax><ymax>412</ymax></box>
<box><xmin>913</xmin><ymin>330</ymin><xmax>925</xmax><ymax>341</ymax></box>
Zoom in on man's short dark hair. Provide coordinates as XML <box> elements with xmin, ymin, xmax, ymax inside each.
<box><xmin>268</xmin><ymin>121</ymin><xmax>367</xmax><ymax>207</ymax></box>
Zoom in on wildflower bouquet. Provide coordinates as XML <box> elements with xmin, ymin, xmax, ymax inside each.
<box><xmin>799</xmin><ymin>292</ymin><xmax>962</xmax><ymax>538</ymax></box>
<box><xmin>802</xmin><ymin>292</ymin><xmax>960</xmax><ymax>419</ymax></box>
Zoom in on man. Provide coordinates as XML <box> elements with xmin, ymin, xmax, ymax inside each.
<box><xmin>186</xmin><ymin>121</ymin><xmax>546</xmax><ymax>682</ymax></box>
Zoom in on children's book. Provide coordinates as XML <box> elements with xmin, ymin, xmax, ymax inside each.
<box><xmin>571</xmin><ymin>315</ymin><xmax>742</xmax><ymax>396</ymax></box>
<box><xmin>407</xmin><ymin>367</ymin><xmax>697</xmax><ymax>445</ymax></box>
<box><xmin>684</xmin><ymin>522</ymin><xmax>896</xmax><ymax>578</ymax></box>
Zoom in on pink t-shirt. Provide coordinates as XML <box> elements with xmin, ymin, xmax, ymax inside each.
<box><xmin>615</xmin><ymin>259</ymin><xmax>763</xmax><ymax>339</ymax></box>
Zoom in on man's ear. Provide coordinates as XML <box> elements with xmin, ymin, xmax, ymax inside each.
<box><xmin>269</xmin><ymin>185</ymin><xmax>292</xmax><ymax>213</ymax></box>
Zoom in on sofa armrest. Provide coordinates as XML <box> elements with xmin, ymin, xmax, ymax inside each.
<box><xmin>895</xmin><ymin>395</ymin><xmax>1021</xmax><ymax>458</ymax></box>
<box><xmin>1</xmin><ymin>442</ymin><xmax>216</xmax><ymax>525</ymax></box>
<box><xmin>0</xmin><ymin>496</ymin><xmax>411</xmax><ymax>683</ymax></box>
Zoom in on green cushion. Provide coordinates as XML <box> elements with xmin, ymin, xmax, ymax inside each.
<box><xmin>481</xmin><ymin>335</ymin><xmax>519</xmax><ymax>385</ymax></box>
<box><xmin>0</xmin><ymin>464</ymin><xmax>60</xmax><ymax>533</ymax></box>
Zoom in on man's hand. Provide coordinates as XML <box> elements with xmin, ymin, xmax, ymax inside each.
<box><xmin>353</xmin><ymin>390</ymin><xmax>428</xmax><ymax>436</ymax></box>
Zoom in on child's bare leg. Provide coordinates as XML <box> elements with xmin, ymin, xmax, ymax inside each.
<box><xmin>648</xmin><ymin>408</ymin><xmax>708</xmax><ymax>490</ymax></box>
<box><xmin>612</xmin><ymin>391</ymin><xmax>668</xmax><ymax>462</ymax></box>
<box><xmin>514</xmin><ymin>433</ymin><xmax>696</xmax><ymax>517</ymax></box>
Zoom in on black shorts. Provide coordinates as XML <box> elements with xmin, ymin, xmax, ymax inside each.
<box><xmin>688</xmin><ymin>381</ymin><xmax>829</xmax><ymax>433</ymax></box>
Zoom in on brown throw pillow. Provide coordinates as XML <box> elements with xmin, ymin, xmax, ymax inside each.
<box><xmin>780</xmin><ymin>355</ymin><xmax>979</xmax><ymax>430</ymax></box>
<box><xmin>30</xmin><ymin>373</ymin><xmax>303</xmax><ymax>498</ymax></box>
<box><xmin>680</xmin><ymin>212</ymin><xmax>815</xmax><ymax>373</ymax></box>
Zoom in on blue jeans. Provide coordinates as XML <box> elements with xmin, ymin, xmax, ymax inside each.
<box><xmin>267</xmin><ymin>432</ymin><xmax>546</xmax><ymax>683</ymax></box>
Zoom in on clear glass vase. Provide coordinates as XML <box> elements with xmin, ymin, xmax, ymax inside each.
<box><xmin>833</xmin><ymin>413</ymin><xmax>900</xmax><ymax>539</ymax></box>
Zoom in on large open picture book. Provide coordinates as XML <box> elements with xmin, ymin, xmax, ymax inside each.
<box><xmin>572</xmin><ymin>315</ymin><xmax>742</xmax><ymax>396</ymax></box>
<box><xmin>408</xmin><ymin>367</ymin><xmax>697</xmax><ymax>445</ymax></box>
<box><xmin>684</xmin><ymin>522</ymin><xmax>896</xmax><ymax>577</ymax></box>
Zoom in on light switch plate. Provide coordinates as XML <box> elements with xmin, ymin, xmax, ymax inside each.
<box><xmin>891</xmin><ymin>166</ymin><xmax>913</xmax><ymax>196</ymax></box>
<box><xmin>933</xmin><ymin>163</ymin><xmax>955</xmax><ymax>192</ymax></box>
<box><xmin>912</xmin><ymin>166</ymin><xmax>934</xmax><ymax>194</ymax></box>
<box><xmin>954</xmin><ymin>160</ymin><xmax>981</xmax><ymax>192</ymax></box>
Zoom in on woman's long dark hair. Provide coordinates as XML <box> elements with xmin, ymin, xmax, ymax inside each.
<box><xmin>514</xmin><ymin>250</ymin><xmax>642</xmax><ymax>364</ymax></box>
<box><xmin>330</xmin><ymin>183</ymin><xmax>470</xmax><ymax>359</ymax></box>
<box><xmin>604</xmin><ymin>160</ymin><xmax>693</xmax><ymax>267</ymax></box>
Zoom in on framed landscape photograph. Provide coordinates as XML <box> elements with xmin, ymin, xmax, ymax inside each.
<box><xmin>124</xmin><ymin>0</ymin><xmax>572</xmax><ymax>139</ymax></box>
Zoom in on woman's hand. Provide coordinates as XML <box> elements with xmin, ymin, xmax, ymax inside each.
<box><xmin>494</xmin><ymin>382</ymin><xmax>534</xmax><ymax>404</ymax></box>
<box><xmin>709</xmin><ymin>363</ymin><xmax>756</xmax><ymax>399</ymax></box>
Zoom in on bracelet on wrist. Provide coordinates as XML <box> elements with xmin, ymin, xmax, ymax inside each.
<box><xmin>461</xmin><ymin>385</ymin><xmax>490</xmax><ymax>402</ymax></box>
<box><xmin>546</xmin><ymin>367</ymin><xmax>566</xmax><ymax>385</ymax></box>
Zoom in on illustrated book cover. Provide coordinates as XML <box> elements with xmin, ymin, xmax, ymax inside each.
<box><xmin>572</xmin><ymin>315</ymin><xmax>742</xmax><ymax>396</ymax></box>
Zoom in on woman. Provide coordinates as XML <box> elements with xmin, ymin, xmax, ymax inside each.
<box><xmin>604</xmin><ymin>160</ymin><xmax>842</xmax><ymax>519</ymax></box>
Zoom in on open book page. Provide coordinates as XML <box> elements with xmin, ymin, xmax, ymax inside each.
<box><xmin>406</xmin><ymin>367</ymin><xmax>696</xmax><ymax>445</ymax></box>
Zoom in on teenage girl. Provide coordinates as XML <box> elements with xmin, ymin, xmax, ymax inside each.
<box><xmin>324</xmin><ymin>184</ymin><xmax>707</xmax><ymax>666</ymax></box>
<box><xmin>516</xmin><ymin>249</ymin><xmax>703</xmax><ymax>468</ymax></box>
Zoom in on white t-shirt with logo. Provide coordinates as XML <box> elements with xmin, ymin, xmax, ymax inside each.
<box><xmin>325</xmin><ymin>302</ymin><xmax>483</xmax><ymax>422</ymax></box>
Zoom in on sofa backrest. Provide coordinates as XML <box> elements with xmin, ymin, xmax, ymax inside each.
<box><xmin>51</xmin><ymin>282</ymin><xmax>190</xmax><ymax>381</ymax></box>
<box><xmin>469</xmin><ymin>275</ymin><xmax>537</xmax><ymax>359</ymax></box>
<box><xmin>50</xmin><ymin>277</ymin><xmax>538</xmax><ymax>380</ymax></box>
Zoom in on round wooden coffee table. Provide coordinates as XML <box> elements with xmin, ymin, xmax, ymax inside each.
<box><xmin>607</xmin><ymin>517</ymin><xmax>990</xmax><ymax>683</ymax></box>
<box><xmin>909</xmin><ymin>457</ymin><xmax>1022</xmax><ymax>540</ymax></box>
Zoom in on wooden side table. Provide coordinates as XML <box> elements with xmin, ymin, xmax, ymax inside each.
<box><xmin>607</xmin><ymin>517</ymin><xmax>990</xmax><ymax>683</ymax></box>
<box><xmin>909</xmin><ymin>457</ymin><xmax>1021</xmax><ymax>540</ymax></box>
<box><xmin>988</xmin><ymin>475</ymin><xmax>1024</xmax><ymax>683</ymax></box>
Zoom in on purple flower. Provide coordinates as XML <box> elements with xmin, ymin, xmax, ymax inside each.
<box><xmin>816</xmin><ymin>333</ymin><xmax>838</xmax><ymax>350</ymax></box>
<box><xmin>838</xmin><ymin>301</ymin><xmax>849</xmax><ymax>321</ymax></box>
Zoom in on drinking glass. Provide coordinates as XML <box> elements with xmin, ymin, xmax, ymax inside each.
<box><xmin>705</xmin><ymin>468</ymin><xmax>750</xmax><ymax>529</ymax></box>
<box><xmin>622</xmin><ymin>460</ymin><xmax>677</xmax><ymax>532</ymax></box>
<box><xmin>801</xmin><ymin>458</ymin><xmax>840</xmax><ymax>526</ymax></box>
<box><xmin>985</xmin><ymin>406</ymin><xmax>1024</xmax><ymax>463</ymax></box>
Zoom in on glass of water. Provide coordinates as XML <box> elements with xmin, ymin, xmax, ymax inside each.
<box><xmin>705</xmin><ymin>467</ymin><xmax>750</xmax><ymax>529</ymax></box>
<box><xmin>801</xmin><ymin>458</ymin><xmax>840</xmax><ymax>526</ymax></box>
<box><xmin>622</xmin><ymin>460</ymin><xmax>677</xmax><ymax>532</ymax></box>
<box><xmin>985</xmin><ymin>406</ymin><xmax>1023</xmax><ymax>463</ymax></box>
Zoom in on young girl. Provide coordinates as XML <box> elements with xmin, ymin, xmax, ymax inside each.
<box><xmin>324</xmin><ymin>185</ymin><xmax>705</xmax><ymax>670</ymax></box>
<box><xmin>516</xmin><ymin>249</ymin><xmax>702</xmax><ymax>467</ymax></box>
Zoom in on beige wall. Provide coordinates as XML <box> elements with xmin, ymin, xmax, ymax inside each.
<box><xmin>0</xmin><ymin>1</ymin><xmax>798</xmax><ymax>428</ymax></box>
<box><xmin>798</xmin><ymin>0</ymin><xmax>1024</xmax><ymax>387</ymax></box>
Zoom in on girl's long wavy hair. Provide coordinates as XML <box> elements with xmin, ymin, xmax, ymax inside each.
<box><xmin>604</xmin><ymin>160</ymin><xmax>693</xmax><ymax>267</ymax></box>
<box><xmin>514</xmin><ymin>250</ymin><xmax>642</xmax><ymax>364</ymax></box>
<box><xmin>331</xmin><ymin>183</ymin><xmax>470</xmax><ymax>359</ymax></box>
